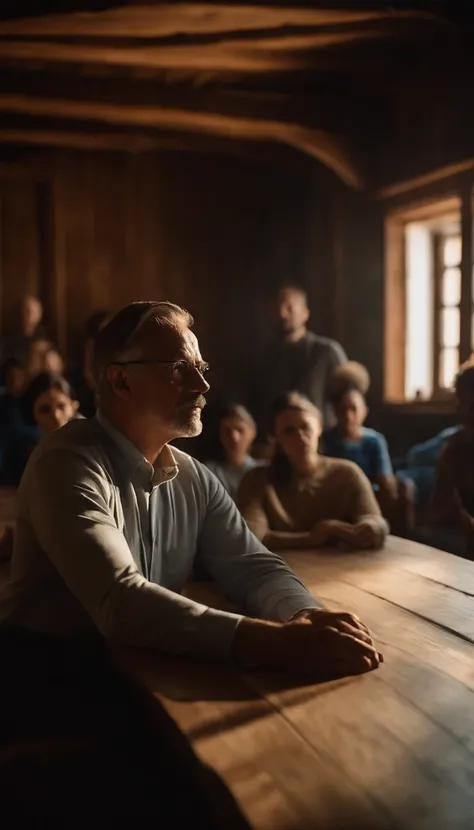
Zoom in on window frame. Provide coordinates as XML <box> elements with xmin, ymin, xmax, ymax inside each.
<box><xmin>384</xmin><ymin>193</ymin><xmax>471</xmax><ymax>406</ymax></box>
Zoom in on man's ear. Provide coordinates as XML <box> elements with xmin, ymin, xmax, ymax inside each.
<box><xmin>106</xmin><ymin>365</ymin><xmax>130</xmax><ymax>395</ymax></box>
<box><xmin>72</xmin><ymin>400</ymin><xmax>80</xmax><ymax>414</ymax></box>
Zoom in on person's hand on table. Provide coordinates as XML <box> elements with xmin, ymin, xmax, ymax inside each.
<box><xmin>314</xmin><ymin>519</ymin><xmax>378</xmax><ymax>550</ymax></box>
<box><xmin>309</xmin><ymin>520</ymin><xmax>332</xmax><ymax>547</ymax></box>
<box><xmin>233</xmin><ymin>609</ymin><xmax>383</xmax><ymax>679</ymax></box>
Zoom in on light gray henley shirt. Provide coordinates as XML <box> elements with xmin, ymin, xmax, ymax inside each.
<box><xmin>0</xmin><ymin>413</ymin><xmax>319</xmax><ymax>659</ymax></box>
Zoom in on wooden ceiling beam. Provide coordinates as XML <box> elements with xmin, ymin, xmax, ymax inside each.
<box><xmin>0</xmin><ymin>28</ymin><xmax>407</xmax><ymax>75</ymax></box>
<box><xmin>0</xmin><ymin>69</ymin><xmax>351</xmax><ymax>131</ymax></box>
<box><xmin>0</xmin><ymin>127</ymin><xmax>184</xmax><ymax>153</ymax></box>
<box><xmin>0</xmin><ymin>5</ymin><xmax>442</xmax><ymax>39</ymax></box>
<box><xmin>0</xmin><ymin>92</ymin><xmax>361</xmax><ymax>187</ymax></box>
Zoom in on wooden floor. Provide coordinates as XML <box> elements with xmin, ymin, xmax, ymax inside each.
<box><xmin>119</xmin><ymin>537</ymin><xmax>474</xmax><ymax>830</ymax></box>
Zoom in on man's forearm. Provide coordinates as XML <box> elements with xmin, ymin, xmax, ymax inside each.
<box><xmin>231</xmin><ymin>616</ymin><xmax>285</xmax><ymax>668</ymax></box>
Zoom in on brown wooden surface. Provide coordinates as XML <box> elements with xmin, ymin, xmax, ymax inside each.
<box><xmin>118</xmin><ymin>536</ymin><xmax>474</xmax><ymax>830</ymax></box>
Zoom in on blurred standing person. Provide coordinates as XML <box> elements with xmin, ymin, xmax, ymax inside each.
<box><xmin>250</xmin><ymin>284</ymin><xmax>347</xmax><ymax>443</ymax></box>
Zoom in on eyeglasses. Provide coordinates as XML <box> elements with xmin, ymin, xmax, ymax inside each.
<box><xmin>111</xmin><ymin>359</ymin><xmax>210</xmax><ymax>382</ymax></box>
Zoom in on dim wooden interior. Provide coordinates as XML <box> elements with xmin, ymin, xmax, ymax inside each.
<box><xmin>0</xmin><ymin>1</ymin><xmax>473</xmax><ymax>448</ymax></box>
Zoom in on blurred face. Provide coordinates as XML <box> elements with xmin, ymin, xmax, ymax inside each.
<box><xmin>274</xmin><ymin>289</ymin><xmax>309</xmax><ymax>338</ymax></box>
<box><xmin>26</xmin><ymin>339</ymin><xmax>53</xmax><ymax>377</ymax></box>
<box><xmin>107</xmin><ymin>323</ymin><xmax>210</xmax><ymax>440</ymax></box>
<box><xmin>33</xmin><ymin>388</ymin><xmax>79</xmax><ymax>433</ymax></box>
<box><xmin>21</xmin><ymin>296</ymin><xmax>43</xmax><ymax>333</ymax></box>
<box><xmin>6</xmin><ymin>365</ymin><xmax>26</xmax><ymax>397</ymax></box>
<box><xmin>336</xmin><ymin>389</ymin><xmax>367</xmax><ymax>435</ymax></box>
<box><xmin>44</xmin><ymin>349</ymin><xmax>64</xmax><ymax>375</ymax></box>
<box><xmin>273</xmin><ymin>407</ymin><xmax>321</xmax><ymax>470</ymax></box>
<box><xmin>219</xmin><ymin>416</ymin><xmax>255</xmax><ymax>463</ymax></box>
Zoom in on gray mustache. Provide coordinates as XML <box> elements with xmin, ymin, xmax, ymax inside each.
<box><xmin>177</xmin><ymin>395</ymin><xmax>207</xmax><ymax>411</ymax></box>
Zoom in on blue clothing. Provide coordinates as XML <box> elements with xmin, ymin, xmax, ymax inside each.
<box><xmin>205</xmin><ymin>456</ymin><xmax>263</xmax><ymax>500</ymax></box>
<box><xmin>397</xmin><ymin>425</ymin><xmax>462</xmax><ymax>505</ymax></box>
<box><xmin>323</xmin><ymin>427</ymin><xmax>393</xmax><ymax>483</ymax></box>
<box><xmin>405</xmin><ymin>426</ymin><xmax>461</xmax><ymax>468</ymax></box>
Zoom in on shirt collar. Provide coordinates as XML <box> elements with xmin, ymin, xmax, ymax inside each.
<box><xmin>96</xmin><ymin>410</ymin><xmax>179</xmax><ymax>490</ymax></box>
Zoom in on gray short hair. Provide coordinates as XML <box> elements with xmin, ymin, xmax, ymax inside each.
<box><xmin>93</xmin><ymin>300</ymin><xmax>193</xmax><ymax>389</ymax></box>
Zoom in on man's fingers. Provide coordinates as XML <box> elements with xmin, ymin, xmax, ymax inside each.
<box><xmin>334</xmin><ymin>632</ymin><xmax>381</xmax><ymax>663</ymax></box>
<box><xmin>325</xmin><ymin>612</ymin><xmax>372</xmax><ymax>638</ymax></box>
<box><xmin>330</xmin><ymin>621</ymin><xmax>374</xmax><ymax>646</ymax></box>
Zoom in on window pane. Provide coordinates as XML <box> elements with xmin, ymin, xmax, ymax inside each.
<box><xmin>441</xmin><ymin>307</ymin><xmax>460</xmax><ymax>347</ymax></box>
<box><xmin>404</xmin><ymin>224</ymin><xmax>433</xmax><ymax>400</ymax></box>
<box><xmin>439</xmin><ymin>348</ymin><xmax>459</xmax><ymax>389</ymax></box>
<box><xmin>443</xmin><ymin>235</ymin><xmax>461</xmax><ymax>267</ymax></box>
<box><xmin>442</xmin><ymin>267</ymin><xmax>461</xmax><ymax>306</ymax></box>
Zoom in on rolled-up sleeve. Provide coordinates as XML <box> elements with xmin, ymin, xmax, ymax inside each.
<box><xmin>26</xmin><ymin>450</ymin><xmax>242</xmax><ymax>660</ymax></box>
<box><xmin>198</xmin><ymin>472</ymin><xmax>321</xmax><ymax>620</ymax></box>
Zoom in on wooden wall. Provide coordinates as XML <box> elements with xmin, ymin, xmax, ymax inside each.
<box><xmin>0</xmin><ymin>144</ymin><xmax>464</xmax><ymax>454</ymax></box>
<box><xmin>0</xmin><ymin>147</ymin><xmax>341</xmax><ymax>407</ymax></box>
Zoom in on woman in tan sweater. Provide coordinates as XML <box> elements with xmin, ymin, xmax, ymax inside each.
<box><xmin>237</xmin><ymin>391</ymin><xmax>388</xmax><ymax>551</ymax></box>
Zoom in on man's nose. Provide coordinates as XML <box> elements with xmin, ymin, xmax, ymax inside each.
<box><xmin>188</xmin><ymin>366</ymin><xmax>210</xmax><ymax>394</ymax></box>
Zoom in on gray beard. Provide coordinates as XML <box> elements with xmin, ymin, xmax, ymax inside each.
<box><xmin>173</xmin><ymin>409</ymin><xmax>203</xmax><ymax>437</ymax></box>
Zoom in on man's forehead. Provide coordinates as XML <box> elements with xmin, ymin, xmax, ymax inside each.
<box><xmin>279</xmin><ymin>289</ymin><xmax>305</xmax><ymax>306</ymax></box>
<box><xmin>139</xmin><ymin>322</ymin><xmax>201</xmax><ymax>358</ymax></box>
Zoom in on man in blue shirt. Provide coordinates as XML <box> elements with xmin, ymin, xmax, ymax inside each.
<box><xmin>0</xmin><ymin>301</ymin><xmax>381</xmax><ymax>679</ymax></box>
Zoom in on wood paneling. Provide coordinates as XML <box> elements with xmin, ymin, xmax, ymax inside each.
<box><xmin>0</xmin><ymin>148</ymin><xmax>330</xmax><ymax>405</ymax></box>
<box><xmin>0</xmin><ymin>179</ymin><xmax>40</xmax><ymax>334</ymax></box>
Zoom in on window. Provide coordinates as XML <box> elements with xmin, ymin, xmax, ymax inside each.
<box><xmin>384</xmin><ymin>196</ymin><xmax>469</xmax><ymax>403</ymax></box>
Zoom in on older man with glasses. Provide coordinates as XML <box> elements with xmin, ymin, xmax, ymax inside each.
<box><xmin>0</xmin><ymin>301</ymin><xmax>381</xmax><ymax>679</ymax></box>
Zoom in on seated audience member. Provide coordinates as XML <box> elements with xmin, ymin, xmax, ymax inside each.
<box><xmin>2</xmin><ymin>373</ymin><xmax>79</xmax><ymax>486</ymax></box>
<box><xmin>323</xmin><ymin>368</ymin><xmax>414</xmax><ymax>533</ymax></box>
<box><xmin>1</xmin><ymin>295</ymin><xmax>46</xmax><ymax>362</ymax></box>
<box><xmin>0</xmin><ymin>302</ymin><xmax>382</xmax><ymax>680</ymax></box>
<box><xmin>237</xmin><ymin>390</ymin><xmax>387</xmax><ymax>551</ymax></box>
<box><xmin>0</xmin><ymin>358</ymin><xmax>27</xmax><ymax>429</ymax></box>
<box><xmin>24</xmin><ymin>335</ymin><xmax>55</xmax><ymax>379</ymax></box>
<box><xmin>69</xmin><ymin>310</ymin><xmax>111</xmax><ymax>418</ymax></box>
<box><xmin>396</xmin><ymin>425</ymin><xmax>461</xmax><ymax>507</ymax></box>
<box><xmin>205</xmin><ymin>404</ymin><xmax>262</xmax><ymax>499</ymax></box>
<box><xmin>426</xmin><ymin>365</ymin><xmax>474</xmax><ymax>557</ymax></box>
<box><xmin>43</xmin><ymin>347</ymin><xmax>65</xmax><ymax>376</ymax></box>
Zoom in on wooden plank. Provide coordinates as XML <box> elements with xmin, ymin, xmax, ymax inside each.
<box><xmin>0</xmin><ymin>93</ymin><xmax>361</xmax><ymax>187</ymax></box>
<box><xmin>0</xmin><ymin>127</ymin><xmax>193</xmax><ymax>154</ymax></box>
<box><xmin>277</xmin><ymin>544</ymin><xmax>474</xmax><ymax>640</ymax></box>
<box><xmin>132</xmin><ymin>541</ymin><xmax>474</xmax><ymax>829</ymax></box>
<box><xmin>460</xmin><ymin>181</ymin><xmax>474</xmax><ymax>362</ymax></box>
<box><xmin>0</xmin><ymin>33</ymin><xmax>362</xmax><ymax>74</ymax></box>
<box><xmin>116</xmin><ymin>649</ymin><xmax>391</xmax><ymax>830</ymax></box>
<box><xmin>377</xmin><ymin>160</ymin><xmax>474</xmax><ymax>200</ymax></box>
<box><xmin>384</xmin><ymin>217</ymin><xmax>406</xmax><ymax>400</ymax></box>
<box><xmin>0</xmin><ymin>6</ymin><xmax>422</xmax><ymax>39</ymax></box>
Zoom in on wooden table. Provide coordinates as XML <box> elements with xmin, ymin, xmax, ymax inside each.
<box><xmin>117</xmin><ymin>537</ymin><xmax>474</xmax><ymax>830</ymax></box>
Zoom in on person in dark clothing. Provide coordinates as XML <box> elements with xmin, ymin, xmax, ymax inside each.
<box><xmin>1</xmin><ymin>295</ymin><xmax>47</xmax><ymax>362</ymax></box>
<box><xmin>0</xmin><ymin>358</ymin><xmax>28</xmax><ymax>475</ymax></box>
<box><xmin>2</xmin><ymin>373</ymin><xmax>79</xmax><ymax>486</ymax></box>
<box><xmin>0</xmin><ymin>358</ymin><xmax>27</xmax><ymax>429</ymax></box>
<box><xmin>250</xmin><ymin>284</ymin><xmax>347</xmax><ymax>438</ymax></box>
